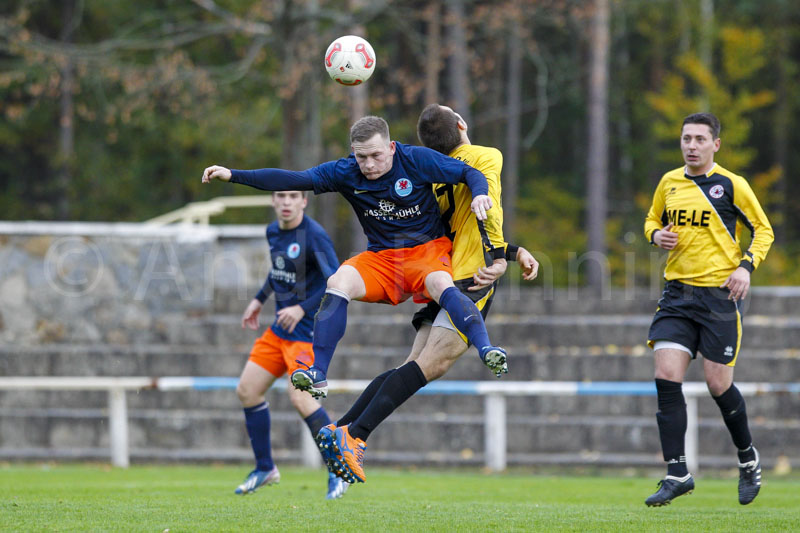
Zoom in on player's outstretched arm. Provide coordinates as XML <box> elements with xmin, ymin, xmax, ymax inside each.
<box><xmin>202</xmin><ymin>165</ymin><xmax>232</xmax><ymax>183</ymax></box>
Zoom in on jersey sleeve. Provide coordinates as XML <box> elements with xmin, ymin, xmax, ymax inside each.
<box><xmin>644</xmin><ymin>178</ymin><xmax>669</xmax><ymax>245</ymax></box>
<box><xmin>475</xmin><ymin>149</ymin><xmax>506</xmax><ymax>259</ymax></box>
<box><xmin>230</xmin><ymin>168</ymin><xmax>315</xmax><ymax>191</ymax></box>
<box><xmin>408</xmin><ymin>145</ymin><xmax>489</xmax><ymax>196</ymax></box>
<box><xmin>308</xmin><ymin>160</ymin><xmax>343</xmax><ymax>194</ymax></box>
<box><xmin>733</xmin><ymin>177</ymin><xmax>774</xmax><ymax>271</ymax></box>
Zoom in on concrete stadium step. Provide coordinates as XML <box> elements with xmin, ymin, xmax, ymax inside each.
<box><xmin>211</xmin><ymin>286</ymin><xmax>800</xmax><ymax>316</ymax></box>
<box><xmin>3</xmin><ymin>344</ymin><xmax>800</xmax><ymax>384</ymax></box>
<box><xmin>150</xmin><ymin>311</ymin><xmax>800</xmax><ymax>350</ymax></box>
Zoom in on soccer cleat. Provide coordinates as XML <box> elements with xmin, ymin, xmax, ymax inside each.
<box><xmin>645</xmin><ymin>474</ymin><xmax>694</xmax><ymax>506</ymax></box>
<box><xmin>480</xmin><ymin>346</ymin><xmax>508</xmax><ymax>378</ymax></box>
<box><xmin>291</xmin><ymin>361</ymin><xmax>328</xmax><ymax>399</ymax></box>
<box><xmin>738</xmin><ymin>447</ymin><xmax>762</xmax><ymax>505</ymax></box>
<box><xmin>316</xmin><ymin>424</ymin><xmax>346</xmax><ymax>477</ymax></box>
<box><xmin>332</xmin><ymin>425</ymin><xmax>367</xmax><ymax>483</ymax></box>
<box><xmin>234</xmin><ymin>466</ymin><xmax>280</xmax><ymax>495</ymax></box>
<box><xmin>326</xmin><ymin>472</ymin><xmax>349</xmax><ymax>500</ymax></box>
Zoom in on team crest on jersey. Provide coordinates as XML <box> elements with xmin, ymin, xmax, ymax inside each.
<box><xmin>709</xmin><ymin>185</ymin><xmax>725</xmax><ymax>199</ymax></box>
<box><xmin>287</xmin><ymin>242</ymin><xmax>301</xmax><ymax>259</ymax></box>
<box><xmin>395</xmin><ymin>178</ymin><xmax>412</xmax><ymax>197</ymax></box>
<box><xmin>275</xmin><ymin>256</ymin><xmax>285</xmax><ymax>269</ymax></box>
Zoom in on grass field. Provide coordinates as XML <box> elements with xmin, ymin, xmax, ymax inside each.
<box><xmin>2</xmin><ymin>464</ymin><xmax>799</xmax><ymax>532</ymax></box>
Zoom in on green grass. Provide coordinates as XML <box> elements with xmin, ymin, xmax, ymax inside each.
<box><xmin>1</xmin><ymin>465</ymin><xmax>799</xmax><ymax>532</ymax></box>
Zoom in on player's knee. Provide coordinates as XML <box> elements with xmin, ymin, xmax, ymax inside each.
<box><xmin>236</xmin><ymin>381</ymin><xmax>260</xmax><ymax>405</ymax></box>
<box><xmin>706</xmin><ymin>377</ymin><xmax>732</xmax><ymax>397</ymax></box>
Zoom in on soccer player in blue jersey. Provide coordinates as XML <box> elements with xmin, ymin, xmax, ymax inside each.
<box><xmin>643</xmin><ymin>113</ymin><xmax>773</xmax><ymax>506</ymax></box>
<box><xmin>202</xmin><ymin>116</ymin><xmax>507</xmax><ymax>403</ymax></box>
<box><xmin>232</xmin><ymin>190</ymin><xmax>347</xmax><ymax>499</ymax></box>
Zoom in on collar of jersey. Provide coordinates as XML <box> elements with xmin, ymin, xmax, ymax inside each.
<box><xmin>684</xmin><ymin>162</ymin><xmax>717</xmax><ymax>180</ymax></box>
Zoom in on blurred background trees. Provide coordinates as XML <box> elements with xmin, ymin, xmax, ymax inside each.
<box><xmin>2</xmin><ymin>0</ymin><xmax>798</xmax><ymax>284</ymax></box>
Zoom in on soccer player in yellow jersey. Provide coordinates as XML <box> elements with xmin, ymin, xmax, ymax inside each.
<box><xmin>643</xmin><ymin>112</ymin><xmax>774</xmax><ymax>507</ymax></box>
<box><xmin>316</xmin><ymin>104</ymin><xmax>538</xmax><ymax>484</ymax></box>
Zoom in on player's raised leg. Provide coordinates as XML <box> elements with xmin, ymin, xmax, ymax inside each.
<box><xmin>235</xmin><ymin>361</ymin><xmax>281</xmax><ymax>495</ymax></box>
<box><xmin>291</xmin><ymin>265</ymin><xmax>366</xmax><ymax>399</ymax></box>
<box><xmin>425</xmin><ymin>270</ymin><xmax>507</xmax><ymax>377</ymax></box>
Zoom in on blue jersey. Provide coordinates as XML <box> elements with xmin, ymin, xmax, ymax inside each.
<box><xmin>255</xmin><ymin>215</ymin><xmax>339</xmax><ymax>342</ymax></box>
<box><xmin>231</xmin><ymin>142</ymin><xmax>489</xmax><ymax>252</ymax></box>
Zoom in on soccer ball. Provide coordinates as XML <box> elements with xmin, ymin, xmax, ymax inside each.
<box><xmin>324</xmin><ymin>35</ymin><xmax>376</xmax><ymax>86</ymax></box>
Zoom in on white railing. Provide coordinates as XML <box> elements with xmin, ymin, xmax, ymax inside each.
<box><xmin>144</xmin><ymin>195</ymin><xmax>273</xmax><ymax>226</ymax></box>
<box><xmin>1</xmin><ymin>377</ymin><xmax>798</xmax><ymax>471</ymax></box>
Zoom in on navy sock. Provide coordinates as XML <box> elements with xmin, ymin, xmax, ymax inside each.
<box><xmin>437</xmin><ymin>287</ymin><xmax>491</xmax><ymax>352</ymax></box>
<box><xmin>713</xmin><ymin>384</ymin><xmax>754</xmax><ymax>457</ymax></box>
<box><xmin>244</xmin><ymin>402</ymin><xmax>274</xmax><ymax>471</ymax></box>
<box><xmin>349</xmin><ymin>361</ymin><xmax>427</xmax><ymax>442</ymax></box>
<box><xmin>337</xmin><ymin>368</ymin><xmax>396</xmax><ymax>427</ymax></box>
<box><xmin>304</xmin><ymin>407</ymin><xmax>332</xmax><ymax>438</ymax></box>
<box><xmin>655</xmin><ymin>378</ymin><xmax>689</xmax><ymax>477</ymax></box>
<box><xmin>312</xmin><ymin>291</ymin><xmax>349</xmax><ymax>375</ymax></box>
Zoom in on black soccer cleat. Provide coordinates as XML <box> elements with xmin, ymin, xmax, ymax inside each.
<box><xmin>738</xmin><ymin>447</ymin><xmax>762</xmax><ymax>505</ymax></box>
<box><xmin>645</xmin><ymin>475</ymin><xmax>695</xmax><ymax>507</ymax></box>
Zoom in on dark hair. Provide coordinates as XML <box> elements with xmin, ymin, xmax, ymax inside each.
<box><xmin>682</xmin><ymin>112</ymin><xmax>721</xmax><ymax>139</ymax></box>
<box><xmin>350</xmin><ymin>116</ymin><xmax>390</xmax><ymax>144</ymax></box>
<box><xmin>416</xmin><ymin>104</ymin><xmax>461</xmax><ymax>155</ymax></box>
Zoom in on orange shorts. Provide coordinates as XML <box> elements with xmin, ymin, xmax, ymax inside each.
<box><xmin>248</xmin><ymin>327</ymin><xmax>314</xmax><ymax>378</ymax></box>
<box><xmin>342</xmin><ymin>236</ymin><xmax>453</xmax><ymax>305</ymax></box>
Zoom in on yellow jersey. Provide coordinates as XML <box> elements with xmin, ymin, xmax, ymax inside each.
<box><xmin>644</xmin><ymin>164</ymin><xmax>773</xmax><ymax>286</ymax></box>
<box><xmin>434</xmin><ymin>144</ymin><xmax>507</xmax><ymax>281</ymax></box>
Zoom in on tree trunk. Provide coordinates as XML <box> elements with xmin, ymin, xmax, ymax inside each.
<box><xmin>57</xmin><ymin>0</ymin><xmax>77</xmax><ymax>220</ymax></box>
<box><xmin>585</xmin><ymin>0</ymin><xmax>610</xmax><ymax>292</ymax></box>
<box><xmin>445</xmin><ymin>0</ymin><xmax>471</xmax><ymax>126</ymax></box>
<box><xmin>424</xmin><ymin>2</ymin><xmax>441</xmax><ymax>105</ymax></box>
<box><xmin>772</xmin><ymin>24</ymin><xmax>789</xmax><ymax>242</ymax></box>
<box><xmin>503</xmin><ymin>15</ymin><xmax>522</xmax><ymax>246</ymax></box>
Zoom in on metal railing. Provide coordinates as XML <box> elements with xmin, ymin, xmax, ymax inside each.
<box><xmin>2</xmin><ymin>377</ymin><xmax>798</xmax><ymax>471</ymax></box>
<box><xmin>145</xmin><ymin>195</ymin><xmax>272</xmax><ymax>226</ymax></box>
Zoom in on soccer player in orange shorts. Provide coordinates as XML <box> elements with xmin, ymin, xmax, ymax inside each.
<box><xmin>202</xmin><ymin>115</ymin><xmax>507</xmax><ymax>402</ymax></box>
<box><xmin>231</xmin><ymin>190</ymin><xmax>347</xmax><ymax>499</ymax></box>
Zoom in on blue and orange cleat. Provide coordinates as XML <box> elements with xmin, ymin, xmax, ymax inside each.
<box><xmin>291</xmin><ymin>361</ymin><xmax>328</xmax><ymax>399</ymax></box>
<box><xmin>479</xmin><ymin>346</ymin><xmax>508</xmax><ymax>378</ymax></box>
<box><xmin>234</xmin><ymin>466</ymin><xmax>280</xmax><ymax>495</ymax></box>
<box><xmin>316</xmin><ymin>423</ymin><xmax>346</xmax><ymax>477</ymax></box>
<box><xmin>331</xmin><ymin>425</ymin><xmax>367</xmax><ymax>483</ymax></box>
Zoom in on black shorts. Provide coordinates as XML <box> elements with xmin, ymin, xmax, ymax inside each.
<box><xmin>647</xmin><ymin>280</ymin><xmax>743</xmax><ymax>366</ymax></box>
<box><xmin>411</xmin><ymin>278</ymin><xmax>496</xmax><ymax>345</ymax></box>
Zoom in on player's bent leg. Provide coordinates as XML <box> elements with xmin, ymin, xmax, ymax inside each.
<box><xmin>414</xmin><ymin>326</ymin><xmax>468</xmax><ymax>381</ymax></box>
<box><xmin>237</xmin><ymin>361</ymin><xmax>277</xmax><ymax>407</ymax></box>
<box><xmin>405</xmin><ymin>323</ymin><xmax>433</xmax><ymax>363</ymax></box>
<box><xmin>425</xmin><ymin>272</ymin><xmax>505</xmax><ymax>376</ymax></box>
<box><xmin>291</xmin><ymin>267</ymin><xmax>365</xmax><ymax>398</ymax></box>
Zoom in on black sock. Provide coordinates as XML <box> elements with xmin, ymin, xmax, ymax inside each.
<box><xmin>713</xmin><ymin>384</ymin><xmax>755</xmax><ymax>461</ymax></box>
<box><xmin>655</xmin><ymin>378</ymin><xmax>689</xmax><ymax>477</ymax></box>
<box><xmin>337</xmin><ymin>368</ymin><xmax>396</xmax><ymax>427</ymax></box>
<box><xmin>349</xmin><ymin>361</ymin><xmax>427</xmax><ymax>442</ymax></box>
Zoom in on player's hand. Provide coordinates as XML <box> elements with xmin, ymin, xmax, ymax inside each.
<box><xmin>721</xmin><ymin>266</ymin><xmax>751</xmax><ymax>301</ymax></box>
<box><xmin>276</xmin><ymin>304</ymin><xmax>305</xmax><ymax>334</ymax></box>
<box><xmin>470</xmin><ymin>195</ymin><xmax>493</xmax><ymax>221</ymax></box>
<box><xmin>469</xmin><ymin>258</ymin><xmax>507</xmax><ymax>291</ymax></box>
<box><xmin>241</xmin><ymin>299</ymin><xmax>263</xmax><ymax>330</ymax></box>
<box><xmin>654</xmin><ymin>222</ymin><xmax>678</xmax><ymax>250</ymax></box>
<box><xmin>517</xmin><ymin>247</ymin><xmax>539</xmax><ymax>281</ymax></box>
<box><xmin>202</xmin><ymin>165</ymin><xmax>232</xmax><ymax>183</ymax></box>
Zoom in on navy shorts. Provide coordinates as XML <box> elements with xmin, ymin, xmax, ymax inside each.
<box><xmin>647</xmin><ymin>280</ymin><xmax>743</xmax><ymax>366</ymax></box>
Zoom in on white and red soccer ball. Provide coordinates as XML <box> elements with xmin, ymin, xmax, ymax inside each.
<box><xmin>324</xmin><ymin>35</ymin><xmax>376</xmax><ymax>86</ymax></box>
